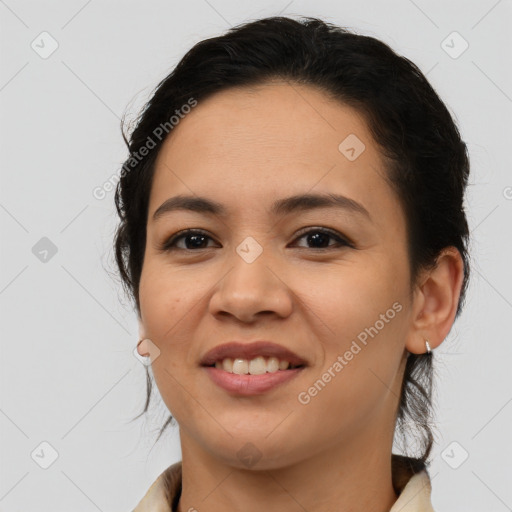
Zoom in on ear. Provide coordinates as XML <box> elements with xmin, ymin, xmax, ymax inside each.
<box><xmin>406</xmin><ymin>247</ymin><xmax>465</xmax><ymax>354</ymax></box>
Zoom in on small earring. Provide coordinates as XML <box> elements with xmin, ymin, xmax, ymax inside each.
<box><xmin>425</xmin><ymin>339</ymin><xmax>432</xmax><ymax>354</ymax></box>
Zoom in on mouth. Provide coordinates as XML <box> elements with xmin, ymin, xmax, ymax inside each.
<box><xmin>199</xmin><ymin>340</ymin><xmax>308</xmax><ymax>371</ymax></box>
<box><xmin>204</xmin><ymin>357</ymin><xmax>305</xmax><ymax>374</ymax></box>
<box><xmin>200</xmin><ymin>341</ymin><xmax>308</xmax><ymax>395</ymax></box>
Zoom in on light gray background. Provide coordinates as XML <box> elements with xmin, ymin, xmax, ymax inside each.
<box><xmin>1</xmin><ymin>0</ymin><xmax>511</xmax><ymax>510</ymax></box>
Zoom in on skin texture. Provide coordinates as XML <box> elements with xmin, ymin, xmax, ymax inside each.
<box><xmin>137</xmin><ymin>81</ymin><xmax>464</xmax><ymax>512</ymax></box>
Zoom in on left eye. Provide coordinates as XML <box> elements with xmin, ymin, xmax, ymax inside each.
<box><xmin>291</xmin><ymin>227</ymin><xmax>352</xmax><ymax>249</ymax></box>
<box><xmin>160</xmin><ymin>227</ymin><xmax>352</xmax><ymax>251</ymax></box>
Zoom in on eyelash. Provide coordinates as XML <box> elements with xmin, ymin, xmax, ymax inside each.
<box><xmin>159</xmin><ymin>227</ymin><xmax>354</xmax><ymax>252</ymax></box>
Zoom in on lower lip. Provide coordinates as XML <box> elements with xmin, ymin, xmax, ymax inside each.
<box><xmin>202</xmin><ymin>366</ymin><xmax>305</xmax><ymax>395</ymax></box>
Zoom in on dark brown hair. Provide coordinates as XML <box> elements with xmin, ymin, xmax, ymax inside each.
<box><xmin>114</xmin><ymin>16</ymin><xmax>471</xmax><ymax>471</ymax></box>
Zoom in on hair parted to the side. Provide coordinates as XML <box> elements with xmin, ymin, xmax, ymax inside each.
<box><xmin>114</xmin><ymin>16</ymin><xmax>471</xmax><ymax>471</ymax></box>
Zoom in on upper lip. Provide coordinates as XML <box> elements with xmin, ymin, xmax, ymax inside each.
<box><xmin>200</xmin><ymin>341</ymin><xmax>308</xmax><ymax>367</ymax></box>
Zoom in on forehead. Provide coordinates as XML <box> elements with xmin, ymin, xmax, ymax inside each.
<box><xmin>149</xmin><ymin>82</ymin><xmax>400</xmax><ymax>226</ymax></box>
<box><xmin>155</xmin><ymin>81</ymin><xmax>376</xmax><ymax>168</ymax></box>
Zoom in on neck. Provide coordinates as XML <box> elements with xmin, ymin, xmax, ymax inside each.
<box><xmin>176</xmin><ymin>429</ymin><xmax>398</xmax><ymax>512</ymax></box>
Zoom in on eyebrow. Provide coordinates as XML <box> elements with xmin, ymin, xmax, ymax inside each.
<box><xmin>152</xmin><ymin>193</ymin><xmax>372</xmax><ymax>222</ymax></box>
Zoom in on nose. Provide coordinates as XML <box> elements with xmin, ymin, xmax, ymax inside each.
<box><xmin>208</xmin><ymin>250</ymin><xmax>293</xmax><ymax>324</ymax></box>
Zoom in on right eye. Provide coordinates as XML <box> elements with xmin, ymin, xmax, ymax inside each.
<box><xmin>160</xmin><ymin>229</ymin><xmax>219</xmax><ymax>251</ymax></box>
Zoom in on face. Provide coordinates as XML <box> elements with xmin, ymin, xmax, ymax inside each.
<box><xmin>138</xmin><ymin>81</ymin><xmax>414</xmax><ymax>469</ymax></box>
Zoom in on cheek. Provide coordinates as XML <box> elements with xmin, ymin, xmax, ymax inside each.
<box><xmin>139</xmin><ymin>287</ymin><xmax>198</xmax><ymax>425</ymax></box>
<box><xmin>299</xmin><ymin>263</ymin><xmax>406</xmax><ymax>405</ymax></box>
<box><xmin>138</xmin><ymin>271</ymin><xmax>189</xmax><ymax>398</ymax></box>
<box><xmin>301</xmin><ymin>258</ymin><xmax>401</xmax><ymax>336</ymax></box>
<box><xmin>138</xmin><ymin>263</ymin><xmax>212</xmax><ymax>412</ymax></box>
<box><xmin>139</xmin><ymin>261</ymin><xmax>202</xmax><ymax>338</ymax></box>
<box><xmin>295</xmin><ymin>299</ymin><xmax>406</xmax><ymax>443</ymax></box>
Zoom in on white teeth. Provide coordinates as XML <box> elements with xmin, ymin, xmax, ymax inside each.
<box><xmin>213</xmin><ymin>356</ymin><xmax>295</xmax><ymax>374</ymax></box>
<box><xmin>222</xmin><ymin>358</ymin><xmax>233</xmax><ymax>372</ymax></box>
<box><xmin>232</xmin><ymin>358</ymin><xmax>249</xmax><ymax>375</ymax></box>
<box><xmin>248</xmin><ymin>356</ymin><xmax>266</xmax><ymax>375</ymax></box>
<box><xmin>267</xmin><ymin>357</ymin><xmax>280</xmax><ymax>373</ymax></box>
<box><xmin>278</xmin><ymin>359</ymin><xmax>289</xmax><ymax>370</ymax></box>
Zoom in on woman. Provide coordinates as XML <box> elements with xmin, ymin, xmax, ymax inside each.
<box><xmin>114</xmin><ymin>15</ymin><xmax>470</xmax><ymax>511</ymax></box>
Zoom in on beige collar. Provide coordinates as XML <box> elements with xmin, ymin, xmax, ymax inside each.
<box><xmin>132</xmin><ymin>455</ymin><xmax>434</xmax><ymax>512</ymax></box>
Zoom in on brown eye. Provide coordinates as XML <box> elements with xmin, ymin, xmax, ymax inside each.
<box><xmin>291</xmin><ymin>227</ymin><xmax>353</xmax><ymax>250</ymax></box>
<box><xmin>161</xmin><ymin>229</ymin><xmax>218</xmax><ymax>251</ymax></box>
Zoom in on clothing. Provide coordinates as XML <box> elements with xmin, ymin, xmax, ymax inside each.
<box><xmin>132</xmin><ymin>454</ymin><xmax>434</xmax><ymax>511</ymax></box>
